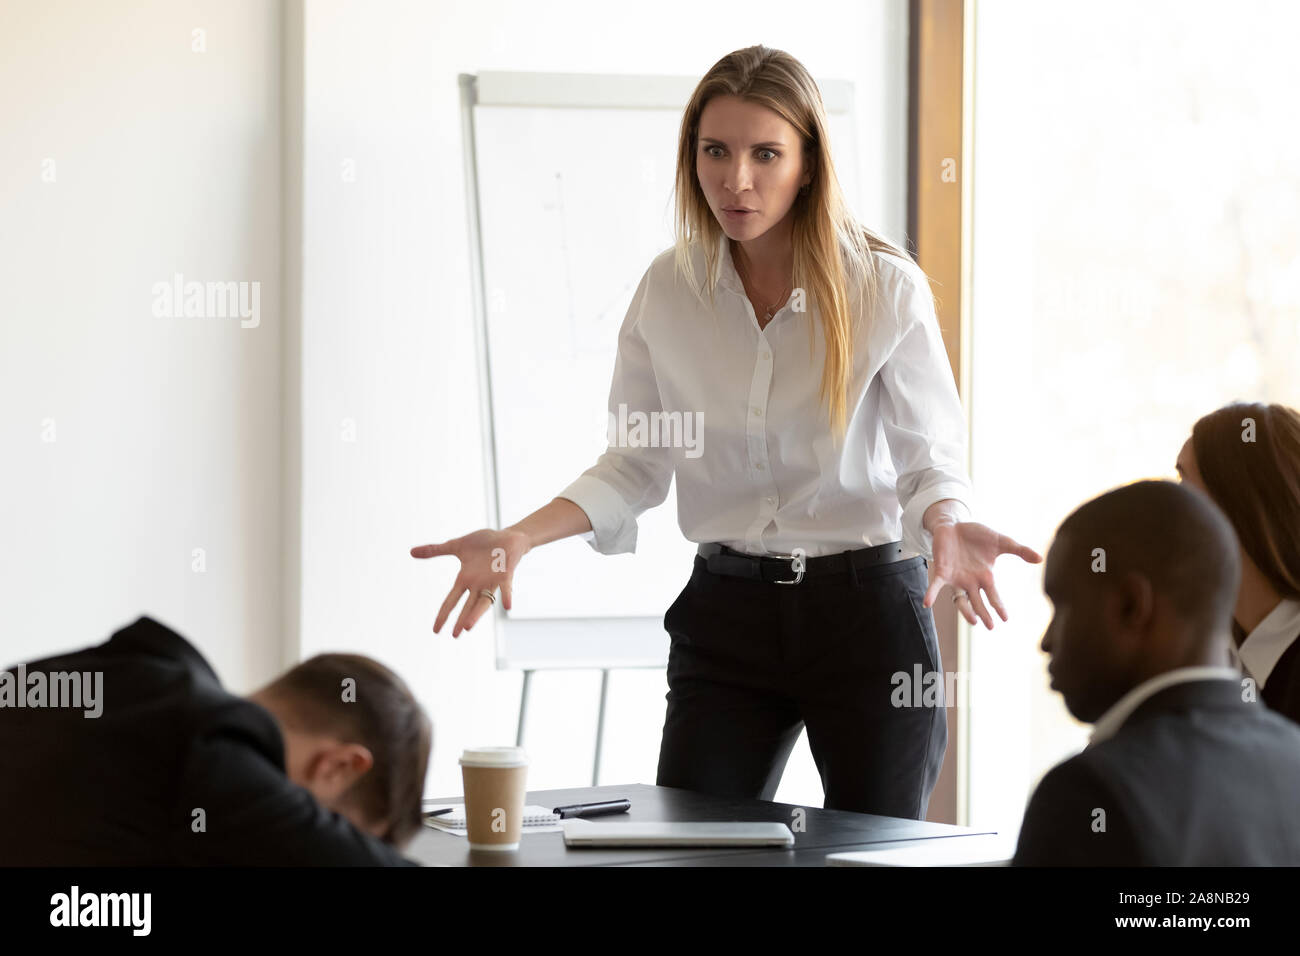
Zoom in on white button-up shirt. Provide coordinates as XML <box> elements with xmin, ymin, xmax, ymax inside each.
<box><xmin>1231</xmin><ymin>597</ymin><xmax>1300</xmax><ymax>689</ymax></box>
<box><xmin>557</xmin><ymin>233</ymin><xmax>974</xmax><ymax>560</ymax></box>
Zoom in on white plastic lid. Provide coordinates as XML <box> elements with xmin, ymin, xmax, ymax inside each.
<box><xmin>459</xmin><ymin>746</ymin><xmax>529</xmax><ymax>768</ymax></box>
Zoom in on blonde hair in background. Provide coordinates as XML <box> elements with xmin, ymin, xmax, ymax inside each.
<box><xmin>672</xmin><ymin>44</ymin><xmax>913</xmax><ymax>445</ymax></box>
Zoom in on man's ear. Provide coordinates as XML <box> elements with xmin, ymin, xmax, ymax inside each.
<box><xmin>1106</xmin><ymin>570</ymin><xmax>1157</xmax><ymax>656</ymax></box>
<box><xmin>305</xmin><ymin>741</ymin><xmax>375</xmax><ymax>791</ymax></box>
<box><xmin>1120</xmin><ymin>570</ymin><xmax>1155</xmax><ymax>630</ymax></box>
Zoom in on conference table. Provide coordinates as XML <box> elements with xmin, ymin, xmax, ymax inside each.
<box><xmin>406</xmin><ymin>783</ymin><xmax>1003</xmax><ymax>866</ymax></box>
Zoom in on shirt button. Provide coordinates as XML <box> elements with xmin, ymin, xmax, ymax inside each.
<box><xmin>759</xmin><ymin>351</ymin><xmax>770</xmax><ymax>361</ymax></box>
<box><xmin>766</xmin><ymin>496</ymin><xmax>776</xmax><ymax>505</ymax></box>
<box><xmin>753</xmin><ymin>461</ymin><xmax>765</xmax><ymax>470</ymax></box>
<box><xmin>751</xmin><ymin>406</ymin><xmax>762</xmax><ymax>417</ymax></box>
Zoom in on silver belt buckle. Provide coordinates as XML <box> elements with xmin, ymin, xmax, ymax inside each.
<box><xmin>767</xmin><ymin>548</ymin><xmax>805</xmax><ymax>585</ymax></box>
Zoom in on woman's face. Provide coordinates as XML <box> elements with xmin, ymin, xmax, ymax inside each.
<box><xmin>1175</xmin><ymin>437</ymin><xmax>1208</xmax><ymax>494</ymax></box>
<box><xmin>695</xmin><ymin>95</ymin><xmax>811</xmax><ymax>242</ymax></box>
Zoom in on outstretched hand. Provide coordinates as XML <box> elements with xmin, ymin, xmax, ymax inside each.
<box><xmin>410</xmin><ymin>528</ymin><xmax>530</xmax><ymax>637</ymax></box>
<box><xmin>922</xmin><ymin>521</ymin><xmax>1043</xmax><ymax>629</ymax></box>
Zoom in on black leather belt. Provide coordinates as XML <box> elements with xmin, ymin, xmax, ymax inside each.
<box><xmin>696</xmin><ymin>541</ymin><xmax>907</xmax><ymax>585</ymax></box>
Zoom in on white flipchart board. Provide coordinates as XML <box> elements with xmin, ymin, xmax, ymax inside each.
<box><xmin>461</xmin><ymin>71</ymin><xmax>859</xmax><ymax>670</ymax></box>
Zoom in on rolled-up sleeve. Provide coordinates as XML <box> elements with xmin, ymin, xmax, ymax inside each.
<box><xmin>876</xmin><ymin>259</ymin><xmax>974</xmax><ymax>561</ymax></box>
<box><xmin>556</xmin><ymin>266</ymin><xmax>675</xmax><ymax>555</ymax></box>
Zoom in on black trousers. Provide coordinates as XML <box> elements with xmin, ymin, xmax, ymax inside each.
<box><xmin>655</xmin><ymin>552</ymin><xmax>948</xmax><ymax>819</ymax></box>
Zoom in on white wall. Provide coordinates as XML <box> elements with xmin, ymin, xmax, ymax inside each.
<box><xmin>297</xmin><ymin>0</ymin><xmax>911</xmax><ymax>801</ymax></box>
<box><xmin>0</xmin><ymin>0</ymin><xmax>284</xmax><ymax>690</ymax></box>
<box><xmin>0</xmin><ymin>0</ymin><xmax>907</xmax><ymax>805</ymax></box>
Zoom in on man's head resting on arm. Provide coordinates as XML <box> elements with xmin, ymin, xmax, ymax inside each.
<box><xmin>248</xmin><ymin>654</ymin><xmax>432</xmax><ymax>848</ymax></box>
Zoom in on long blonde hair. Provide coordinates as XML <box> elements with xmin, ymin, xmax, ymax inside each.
<box><xmin>672</xmin><ymin>44</ymin><xmax>912</xmax><ymax>444</ymax></box>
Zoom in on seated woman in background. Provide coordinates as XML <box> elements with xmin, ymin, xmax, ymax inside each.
<box><xmin>1175</xmin><ymin>401</ymin><xmax>1300</xmax><ymax>724</ymax></box>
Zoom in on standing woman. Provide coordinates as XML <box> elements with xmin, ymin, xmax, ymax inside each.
<box><xmin>412</xmin><ymin>46</ymin><xmax>1040</xmax><ymax>818</ymax></box>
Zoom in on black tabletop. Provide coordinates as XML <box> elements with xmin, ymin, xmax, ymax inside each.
<box><xmin>406</xmin><ymin>783</ymin><xmax>994</xmax><ymax>867</ymax></box>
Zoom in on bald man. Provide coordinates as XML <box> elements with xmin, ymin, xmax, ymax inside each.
<box><xmin>1013</xmin><ymin>480</ymin><xmax>1300</xmax><ymax>866</ymax></box>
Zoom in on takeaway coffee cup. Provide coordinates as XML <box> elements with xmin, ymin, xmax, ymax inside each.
<box><xmin>459</xmin><ymin>746</ymin><xmax>529</xmax><ymax>850</ymax></box>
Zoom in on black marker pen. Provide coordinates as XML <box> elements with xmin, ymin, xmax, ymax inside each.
<box><xmin>552</xmin><ymin>799</ymin><xmax>631</xmax><ymax>819</ymax></box>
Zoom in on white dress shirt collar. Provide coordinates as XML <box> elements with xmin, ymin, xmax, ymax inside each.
<box><xmin>1233</xmin><ymin>597</ymin><xmax>1300</xmax><ymax>689</ymax></box>
<box><xmin>714</xmin><ymin>232</ymin><xmax>828</xmax><ymax>300</ymax></box>
<box><xmin>1088</xmin><ymin>665</ymin><xmax>1241</xmax><ymax>746</ymax></box>
<box><xmin>715</xmin><ymin>233</ymin><xmax>745</xmax><ymax>295</ymax></box>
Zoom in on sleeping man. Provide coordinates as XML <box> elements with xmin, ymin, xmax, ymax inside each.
<box><xmin>0</xmin><ymin>615</ymin><xmax>430</xmax><ymax>865</ymax></box>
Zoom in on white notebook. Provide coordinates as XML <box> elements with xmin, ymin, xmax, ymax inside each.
<box><xmin>825</xmin><ymin>834</ymin><xmax>1014</xmax><ymax>867</ymax></box>
<box><xmin>421</xmin><ymin>802</ymin><xmax>560</xmax><ymax>829</ymax></box>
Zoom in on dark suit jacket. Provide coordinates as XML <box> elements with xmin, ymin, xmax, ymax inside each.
<box><xmin>0</xmin><ymin>616</ymin><xmax>418</xmax><ymax>865</ymax></box>
<box><xmin>1013</xmin><ymin>678</ymin><xmax>1300</xmax><ymax>866</ymax></box>
<box><xmin>1261</xmin><ymin>631</ymin><xmax>1300</xmax><ymax>727</ymax></box>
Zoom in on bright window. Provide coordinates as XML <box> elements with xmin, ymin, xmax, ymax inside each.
<box><xmin>968</xmin><ymin>0</ymin><xmax>1300</xmax><ymax>836</ymax></box>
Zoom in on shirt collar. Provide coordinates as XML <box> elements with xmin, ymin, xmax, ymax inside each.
<box><xmin>715</xmin><ymin>232</ymin><xmax>745</xmax><ymax>295</ymax></box>
<box><xmin>1088</xmin><ymin>665</ymin><xmax>1241</xmax><ymax>746</ymax></box>
<box><xmin>1236</xmin><ymin>597</ymin><xmax>1300</xmax><ymax>689</ymax></box>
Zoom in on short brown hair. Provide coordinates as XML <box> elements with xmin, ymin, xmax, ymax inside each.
<box><xmin>259</xmin><ymin>654</ymin><xmax>431</xmax><ymax>847</ymax></box>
